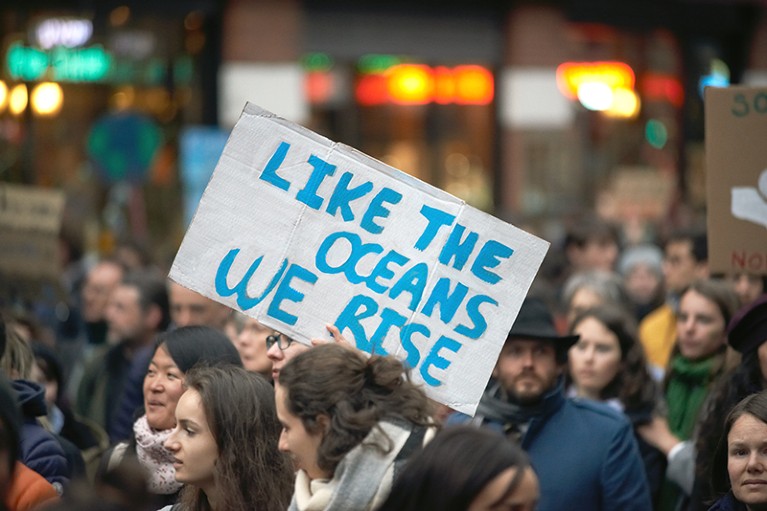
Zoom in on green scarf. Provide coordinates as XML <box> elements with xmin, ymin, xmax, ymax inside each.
<box><xmin>665</xmin><ymin>354</ymin><xmax>717</xmax><ymax>440</ymax></box>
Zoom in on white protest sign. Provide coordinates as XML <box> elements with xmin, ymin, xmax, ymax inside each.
<box><xmin>170</xmin><ymin>103</ymin><xmax>549</xmax><ymax>415</ymax></box>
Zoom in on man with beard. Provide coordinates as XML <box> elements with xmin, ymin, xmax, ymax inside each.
<box><xmin>449</xmin><ymin>297</ymin><xmax>651</xmax><ymax>511</ymax></box>
<box><xmin>76</xmin><ymin>271</ymin><xmax>170</xmax><ymax>442</ymax></box>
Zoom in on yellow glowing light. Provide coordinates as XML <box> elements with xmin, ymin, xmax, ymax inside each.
<box><xmin>387</xmin><ymin>64</ymin><xmax>433</xmax><ymax>104</ymax></box>
<box><xmin>557</xmin><ymin>61</ymin><xmax>635</xmax><ymax>99</ymax></box>
<box><xmin>0</xmin><ymin>81</ymin><xmax>7</xmax><ymax>112</ymax></box>
<box><xmin>31</xmin><ymin>82</ymin><xmax>64</xmax><ymax>116</ymax></box>
<box><xmin>9</xmin><ymin>84</ymin><xmax>28</xmax><ymax>115</ymax></box>
<box><xmin>604</xmin><ymin>87</ymin><xmax>641</xmax><ymax>119</ymax></box>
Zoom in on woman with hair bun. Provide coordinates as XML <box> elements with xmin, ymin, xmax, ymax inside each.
<box><xmin>276</xmin><ymin>343</ymin><xmax>434</xmax><ymax>511</ymax></box>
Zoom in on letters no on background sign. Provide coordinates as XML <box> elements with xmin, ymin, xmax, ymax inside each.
<box><xmin>170</xmin><ymin>103</ymin><xmax>549</xmax><ymax>415</ymax></box>
<box><xmin>705</xmin><ymin>86</ymin><xmax>767</xmax><ymax>276</ymax></box>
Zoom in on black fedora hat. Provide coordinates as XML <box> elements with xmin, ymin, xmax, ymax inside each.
<box><xmin>507</xmin><ymin>297</ymin><xmax>580</xmax><ymax>349</ymax></box>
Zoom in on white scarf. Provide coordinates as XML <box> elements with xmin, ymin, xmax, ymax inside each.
<box><xmin>133</xmin><ymin>415</ymin><xmax>183</xmax><ymax>495</ymax></box>
<box><xmin>289</xmin><ymin>420</ymin><xmax>430</xmax><ymax>511</ymax></box>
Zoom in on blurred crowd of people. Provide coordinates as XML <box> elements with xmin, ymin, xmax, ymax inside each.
<box><xmin>0</xmin><ymin>211</ymin><xmax>765</xmax><ymax>511</ymax></box>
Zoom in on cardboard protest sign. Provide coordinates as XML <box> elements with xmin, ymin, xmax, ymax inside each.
<box><xmin>170</xmin><ymin>104</ymin><xmax>549</xmax><ymax>414</ymax></box>
<box><xmin>706</xmin><ymin>86</ymin><xmax>767</xmax><ymax>275</ymax></box>
<box><xmin>0</xmin><ymin>184</ymin><xmax>65</xmax><ymax>279</ymax></box>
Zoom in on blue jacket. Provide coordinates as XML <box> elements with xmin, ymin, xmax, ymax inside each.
<box><xmin>13</xmin><ymin>379</ymin><xmax>70</xmax><ymax>491</ymax></box>
<box><xmin>448</xmin><ymin>379</ymin><xmax>652</xmax><ymax>511</ymax></box>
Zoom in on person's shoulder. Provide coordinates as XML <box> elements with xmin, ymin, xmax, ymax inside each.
<box><xmin>82</xmin><ymin>345</ymin><xmax>112</xmax><ymax>369</ymax></box>
<box><xmin>444</xmin><ymin>412</ymin><xmax>472</xmax><ymax>426</ymax></box>
<box><xmin>639</xmin><ymin>303</ymin><xmax>675</xmax><ymax>329</ymax></box>
<box><xmin>564</xmin><ymin>398</ymin><xmax>631</xmax><ymax>428</ymax></box>
<box><xmin>6</xmin><ymin>461</ymin><xmax>60</xmax><ymax>509</ymax></box>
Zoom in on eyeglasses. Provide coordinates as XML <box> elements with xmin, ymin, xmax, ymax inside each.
<box><xmin>265</xmin><ymin>332</ymin><xmax>293</xmax><ymax>351</ymax></box>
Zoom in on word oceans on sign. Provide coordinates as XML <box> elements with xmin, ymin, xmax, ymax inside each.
<box><xmin>214</xmin><ymin>139</ymin><xmax>517</xmax><ymax>387</ymax></box>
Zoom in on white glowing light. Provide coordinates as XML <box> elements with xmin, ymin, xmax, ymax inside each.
<box><xmin>577</xmin><ymin>82</ymin><xmax>614</xmax><ymax>111</ymax></box>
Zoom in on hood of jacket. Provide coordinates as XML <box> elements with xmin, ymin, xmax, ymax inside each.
<box><xmin>12</xmin><ymin>379</ymin><xmax>47</xmax><ymax>419</ymax></box>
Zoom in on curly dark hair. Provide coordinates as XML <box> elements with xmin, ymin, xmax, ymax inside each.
<box><xmin>278</xmin><ymin>344</ymin><xmax>432</xmax><ymax>476</ymax></box>
<box><xmin>176</xmin><ymin>365</ymin><xmax>294</xmax><ymax>511</ymax></box>
<box><xmin>567</xmin><ymin>305</ymin><xmax>657</xmax><ymax>412</ymax></box>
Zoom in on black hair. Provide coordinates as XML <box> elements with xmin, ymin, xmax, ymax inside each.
<box><xmin>667</xmin><ymin>229</ymin><xmax>708</xmax><ymax>263</ymax></box>
<box><xmin>153</xmin><ymin>325</ymin><xmax>243</xmax><ymax>373</ymax></box>
<box><xmin>378</xmin><ymin>426</ymin><xmax>534</xmax><ymax>511</ymax></box>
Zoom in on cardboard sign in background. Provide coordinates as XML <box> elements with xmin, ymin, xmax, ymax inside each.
<box><xmin>0</xmin><ymin>184</ymin><xmax>65</xmax><ymax>279</ymax></box>
<box><xmin>706</xmin><ymin>86</ymin><xmax>767</xmax><ymax>275</ymax></box>
<box><xmin>170</xmin><ymin>104</ymin><xmax>549</xmax><ymax>414</ymax></box>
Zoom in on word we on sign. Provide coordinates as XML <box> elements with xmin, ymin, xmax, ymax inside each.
<box><xmin>170</xmin><ymin>104</ymin><xmax>548</xmax><ymax>414</ymax></box>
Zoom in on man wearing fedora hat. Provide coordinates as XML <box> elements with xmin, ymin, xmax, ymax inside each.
<box><xmin>449</xmin><ymin>297</ymin><xmax>651</xmax><ymax>511</ymax></box>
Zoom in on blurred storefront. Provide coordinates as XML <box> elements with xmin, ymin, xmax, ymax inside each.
<box><xmin>0</xmin><ymin>0</ymin><xmax>220</xmax><ymax>270</ymax></box>
<box><xmin>222</xmin><ymin>0</ymin><xmax>767</xmax><ymax>245</ymax></box>
<box><xmin>2</xmin><ymin>0</ymin><xmax>767</xmax><ymax>273</ymax></box>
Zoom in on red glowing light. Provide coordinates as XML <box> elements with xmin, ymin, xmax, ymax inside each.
<box><xmin>305</xmin><ymin>71</ymin><xmax>334</xmax><ymax>104</ymax></box>
<box><xmin>641</xmin><ymin>73</ymin><xmax>684</xmax><ymax>108</ymax></box>
<box><xmin>355</xmin><ymin>73</ymin><xmax>388</xmax><ymax>106</ymax></box>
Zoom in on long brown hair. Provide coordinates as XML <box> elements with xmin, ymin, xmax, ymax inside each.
<box><xmin>568</xmin><ymin>304</ymin><xmax>657</xmax><ymax>411</ymax></box>
<box><xmin>279</xmin><ymin>344</ymin><xmax>432</xmax><ymax>476</ymax></box>
<box><xmin>176</xmin><ymin>365</ymin><xmax>294</xmax><ymax>511</ymax></box>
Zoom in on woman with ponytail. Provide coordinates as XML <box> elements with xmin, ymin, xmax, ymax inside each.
<box><xmin>275</xmin><ymin>343</ymin><xmax>434</xmax><ymax>511</ymax></box>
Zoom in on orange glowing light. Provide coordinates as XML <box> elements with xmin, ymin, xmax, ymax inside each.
<box><xmin>453</xmin><ymin>65</ymin><xmax>494</xmax><ymax>105</ymax></box>
<box><xmin>353</xmin><ymin>64</ymin><xmax>494</xmax><ymax>106</ymax></box>
<box><xmin>387</xmin><ymin>64</ymin><xmax>433</xmax><ymax>105</ymax></box>
<box><xmin>556</xmin><ymin>61</ymin><xmax>635</xmax><ymax>99</ymax></box>
<box><xmin>433</xmin><ymin>66</ymin><xmax>454</xmax><ymax>105</ymax></box>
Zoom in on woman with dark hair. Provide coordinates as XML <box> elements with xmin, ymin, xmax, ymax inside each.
<box><xmin>101</xmin><ymin>326</ymin><xmax>242</xmax><ymax>506</ymax></box>
<box><xmin>638</xmin><ymin>279</ymin><xmax>741</xmax><ymax>510</ymax></box>
<box><xmin>276</xmin><ymin>343</ymin><xmax>434</xmax><ymax>511</ymax></box>
<box><xmin>566</xmin><ymin>304</ymin><xmax>665</xmax><ymax>504</ymax></box>
<box><xmin>377</xmin><ymin>426</ymin><xmax>538</xmax><ymax>511</ymax></box>
<box><xmin>708</xmin><ymin>390</ymin><xmax>767</xmax><ymax>510</ymax></box>
<box><xmin>683</xmin><ymin>294</ymin><xmax>767</xmax><ymax>510</ymax></box>
<box><xmin>161</xmin><ymin>365</ymin><xmax>294</xmax><ymax>511</ymax></box>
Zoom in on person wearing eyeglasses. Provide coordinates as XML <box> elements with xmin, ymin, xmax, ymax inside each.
<box><xmin>235</xmin><ymin>317</ymin><xmax>273</xmax><ymax>379</ymax></box>
<box><xmin>266</xmin><ymin>331</ymin><xmax>310</xmax><ymax>384</ymax></box>
<box><xmin>267</xmin><ymin>324</ymin><xmax>352</xmax><ymax>385</ymax></box>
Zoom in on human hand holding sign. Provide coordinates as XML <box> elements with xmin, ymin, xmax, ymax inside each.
<box><xmin>311</xmin><ymin>323</ymin><xmax>353</xmax><ymax>349</ymax></box>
